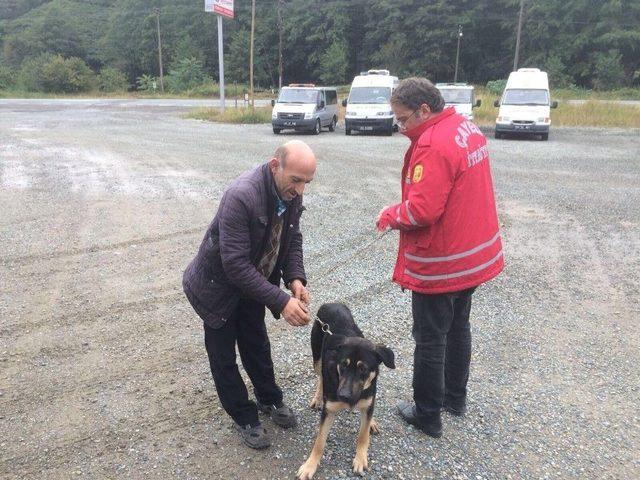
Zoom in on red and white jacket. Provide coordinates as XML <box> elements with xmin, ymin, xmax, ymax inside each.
<box><xmin>379</xmin><ymin>107</ymin><xmax>504</xmax><ymax>294</ymax></box>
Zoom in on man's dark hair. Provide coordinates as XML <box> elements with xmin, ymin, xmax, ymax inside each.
<box><xmin>391</xmin><ymin>77</ymin><xmax>445</xmax><ymax>112</ymax></box>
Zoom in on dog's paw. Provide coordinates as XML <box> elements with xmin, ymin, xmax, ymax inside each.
<box><xmin>370</xmin><ymin>418</ymin><xmax>380</xmax><ymax>435</ymax></box>
<box><xmin>309</xmin><ymin>396</ymin><xmax>323</xmax><ymax>410</ymax></box>
<box><xmin>352</xmin><ymin>453</ymin><xmax>369</xmax><ymax>475</ymax></box>
<box><xmin>297</xmin><ymin>460</ymin><xmax>318</xmax><ymax>480</ymax></box>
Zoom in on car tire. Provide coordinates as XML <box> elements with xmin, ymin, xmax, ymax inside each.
<box><xmin>385</xmin><ymin>125</ymin><xmax>393</xmax><ymax>136</ymax></box>
<box><xmin>273</xmin><ymin>127</ymin><xmax>281</xmax><ymax>134</ymax></box>
<box><xmin>313</xmin><ymin>119</ymin><xmax>321</xmax><ymax>135</ymax></box>
<box><xmin>345</xmin><ymin>128</ymin><xmax>351</xmax><ymax>136</ymax></box>
<box><xmin>494</xmin><ymin>131</ymin><xmax>502</xmax><ymax>139</ymax></box>
<box><xmin>541</xmin><ymin>133</ymin><xmax>549</xmax><ymax>141</ymax></box>
<box><xmin>328</xmin><ymin>116</ymin><xmax>337</xmax><ymax>132</ymax></box>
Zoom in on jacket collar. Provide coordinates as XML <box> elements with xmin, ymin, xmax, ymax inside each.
<box><xmin>260</xmin><ymin>163</ymin><xmax>277</xmax><ymax>214</ymax></box>
<box><xmin>403</xmin><ymin>107</ymin><xmax>456</xmax><ymax>142</ymax></box>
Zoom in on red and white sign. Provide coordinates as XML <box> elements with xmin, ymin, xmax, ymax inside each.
<box><xmin>205</xmin><ymin>0</ymin><xmax>234</xmax><ymax>19</ymax></box>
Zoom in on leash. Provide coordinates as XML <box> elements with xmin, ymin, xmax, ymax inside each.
<box><xmin>311</xmin><ymin>229</ymin><xmax>391</xmax><ymax>282</ymax></box>
<box><xmin>308</xmin><ymin>229</ymin><xmax>392</xmax><ymax>336</ymax></box>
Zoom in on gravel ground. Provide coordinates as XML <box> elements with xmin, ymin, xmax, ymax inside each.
<box><xmin>1</xmin><ymin>100</ymin><xmax>639</xmax><ymax>480</ymax></box>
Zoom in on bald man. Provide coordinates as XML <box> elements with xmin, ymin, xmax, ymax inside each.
<box><xmin>183</xmin><ymin>140</ymin><xmax>317</xmax><ymax>449</ymax></box>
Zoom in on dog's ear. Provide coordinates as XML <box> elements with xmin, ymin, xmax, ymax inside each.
<box><xmin>375</xmin><ymin>344</ymin><xmax>395</xmax><ymax>369</ymax></box>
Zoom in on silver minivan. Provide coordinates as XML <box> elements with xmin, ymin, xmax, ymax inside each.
<box><xmin>271</xmin><ymin>84</ymin><xmax>339</xmax><ymax>134</ymax></box>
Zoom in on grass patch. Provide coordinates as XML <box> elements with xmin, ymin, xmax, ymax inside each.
<box><xmin>185</xmin><ymin>106</ymin><xmax>272</xmax><ymax>124</ymax></box>
<box><xmin>472</xmin><ymin>90</ymin><xmax>640</xmax><ymax>128</ymax></box>
<box><xmin>552</xmin><ymin>87</ymin><xmax>640</xmax><ymax>101</ymax></box>
<box><xmin>552</xmin><ymin>101</ymin><xmax>640</xmax><ymax>128</ymax></box>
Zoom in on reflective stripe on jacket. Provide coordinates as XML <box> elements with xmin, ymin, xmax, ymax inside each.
<box><xmin>381</xmin><ymin>107</ymin><xmax>504</xmax><ymax>294</ymax></box>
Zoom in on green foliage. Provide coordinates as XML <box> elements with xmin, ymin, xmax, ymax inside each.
<box><xmin>544</xmin><ymin>55</ymin><xmax>573</xmax><ymax>89</ymax></box>
<box><xmin>40</xmin><ymin>55</ymin><xmax>95</xmax><ymax>92</ymax></box>
<box><xmin>98</xmin><ymin>67</ymin><xmax>128</xmax><ymax>92</ymax></box>
<box><xmin>592</xmin><ymin>50</ymin><xmax>626</xmax><ymax>90</ymax></box>
<box><xmin>165</xmin><ymin>57</ymin><xmax>210</xmax><ymax>93</ymax></box>
<box><xmin>17</xmin><ymin>53</ymin><xmax>94</xmax><ymax>92</ymax></box>
<box><xmin>0</xmin><ymin>61</ymin><xmax>16</xmax><ymax>89</ymax></box>
<box><xmin>486</xmin><ymin>79</ymin><xmax>507</xmax><ymax>96</ymax></box>
<box><xmin>318</xmin><ymin>40</ymin><xmax>348</xmax><ymax>85</ymax></box>
<box><xmin>186</xmin><ymin>81</ymin><xmax>219</xmax><ymax>97</ymax></box>
<box><xmin>2</xmin><ymin>0</ymin><xmax>640</xmax><ymax>92</ymax></box>
<box><xmin>186</xmin><ymin>106</ymin><xmax>271</xmax><ymax>124</ymax></box>
<box><xmin>17</xmin><ymin>52</ymin><xmax>54</xmax><ymax>91</ymax></box>
<box><xmin>136</xmin><ymin>73</ymin><xmax>158</xmax><ymax>92</ymax></box>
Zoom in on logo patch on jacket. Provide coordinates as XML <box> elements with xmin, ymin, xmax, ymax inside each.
<box><xmin>412</xmin><ymin>164</ymin><xmax>423</xmax><ymax>183</ymax></box>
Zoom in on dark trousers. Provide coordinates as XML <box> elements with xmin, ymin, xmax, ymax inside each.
<box><xmin>411</xmin><ymin>287</ymin><xmax>475</xmax><ymax>416</ymax></box>
<box><xmin>203</xmin><ymin>298</ymin><xmax>283</xmax><ymax>427</ymax></box>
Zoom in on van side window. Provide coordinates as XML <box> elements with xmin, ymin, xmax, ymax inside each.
<box><xmin>317</xmin><ymin>90</ymin><xmax>325</xmax><ymax>106</ymax></box>
<box><xmin>326</xmin><ymin>90</ymin><xmax>337</xmax><ymax>105</ymax></box>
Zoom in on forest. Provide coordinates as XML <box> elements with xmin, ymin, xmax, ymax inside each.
<box><xmin>1</xmin><ymin>0</ymin><xmax>638</xmax><ymax>93</ymax></box>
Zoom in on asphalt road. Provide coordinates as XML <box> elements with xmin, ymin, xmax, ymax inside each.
<box><xmin>1</xmin><ymin>99</ymin><xmax>638</xmax><ymax>480</ymax></box>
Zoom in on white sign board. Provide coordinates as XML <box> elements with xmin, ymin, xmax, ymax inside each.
<box><xmin>205</xmin><ymin>0</ymin><xmax>234</xmax><ymax>19</ymax></box>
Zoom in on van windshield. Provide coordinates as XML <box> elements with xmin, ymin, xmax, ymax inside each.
<box><xmin>440</xmin><ymin>89</ymin><xmax>473</xmax><ymax>104</ymax></box>
<box><xmin>502</xmin><ymin>89</ymin><xmax>549</xmax><ymax>106</ymax></box>
<box><xmin>348</xmin><ymin>87</ymin><xmax>391</xmax><ymax>104</ymax></box>
<box><xmin>277</xmin><ymin>89</ymin><xmax>319</xmax><ymax>104</ymax></box>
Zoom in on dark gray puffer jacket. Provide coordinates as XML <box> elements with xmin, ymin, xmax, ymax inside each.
<box><xmin>182</xmin><ymin>163</ymin><xmax>306</xmax><ymax>329</ymax></box>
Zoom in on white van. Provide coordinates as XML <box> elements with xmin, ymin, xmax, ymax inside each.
<box><xmin>342</xmin><ymin>69</ymin><xmax>399</xmax><ymax>136</ymax></box>
<box><xmin>436</xmin><ymin>83</ymin><xmax>481</xmax><ymax>121</ymax></box>
<box><xmin>271</xmin><ymin>84</ymin><xmax>338</xmax><ymax>135</ymax></box>
<box><xmin>494</xmin><ymin>68</ymin><xmax>558</xmax><ymax>140</ymax></box>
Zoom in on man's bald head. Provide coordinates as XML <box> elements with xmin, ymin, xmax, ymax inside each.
<box><xmin>269</xmin><ymin>140</ymin><xmax>317</xmax><ymax>201</ymax></box>
<box><xmin>274</xmin><ymin>140</ymin><xmax>316</xmax><ymax>171</ymax></box>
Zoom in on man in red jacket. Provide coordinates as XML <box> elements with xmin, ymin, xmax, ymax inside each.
<box><xmin>377</xmin><ymin>78</ymin><xmax>504</xmax><ymax>438</ymax></box>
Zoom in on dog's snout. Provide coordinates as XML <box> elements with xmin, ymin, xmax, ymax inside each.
<box><xmin>337</xmin><ymin>395</ymin><xmax>350</xmax><ymax>404</ymax></box>
<box><xmin>337</xmin><ymin>384</ymin><xmax>352</xmax><ymax>404</ymax></box>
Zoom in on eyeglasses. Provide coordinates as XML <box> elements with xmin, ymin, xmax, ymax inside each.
<box><xmin>396</xmin><ymin>108</ymin><xmax>420</xmax><ymax>128</ymax></box>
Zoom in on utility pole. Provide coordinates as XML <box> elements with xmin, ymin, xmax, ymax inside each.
<box><xmin>217</xmin><ymin>15</ymin><xmax>225</xmax><ymax>112</ymax></box>
<box><xmin>454</xmin><ymin>25</ymin><xmax>463</xmax><ymax>83</ymax></box>
<box><xmin>249</xmin><ymin>0</ymin><xmax>256</xmax><ymax>109</ymax></box>
<box><xmin>154</xmin><ymin>8</ymin><xmax>164</xmax><ymax>92</ymax></box>
<box><xmin>277</xmin><ymin>0</ymin><xmax>284</xmax><ymax>89</ymax></box>
<box><xmin>513</xmin><ymin>0</ymin><xmax>526</xmax><ymax>71</ymax></box>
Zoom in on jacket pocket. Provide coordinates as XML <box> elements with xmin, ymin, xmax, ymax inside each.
<box><xmin>185</xmin><ymin>275</ymin><xmax>239</xmax><ymax>329</ymax></box>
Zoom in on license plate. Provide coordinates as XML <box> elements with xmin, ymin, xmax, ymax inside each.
<box><xmin>359</xmin><ymin>126</ymin><xmax>373</xmax><ymax>131</ymax></box>
<box><xmin>515</xmin><ymin>125</ymin><xmax>531</xmax><ymax>130</ymax></box>
<box><xmin>284</xmin><ymin>121</ymin><xmax>296</xmax><ymax>126</ymax></box>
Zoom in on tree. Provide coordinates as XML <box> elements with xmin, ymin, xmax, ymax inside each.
<box><xmin>165</xmin><ymin>57</ymin><xmax>210</xmax><ymax>93</ymax></box>
<box><xmin>592</xmin><ymin>50</ymin><xmax>626</xmax><ymax>90</ymax></box>
<box><xmin>318</xmin><ymin>40</ymin><xmax>348</xmax><ymax>85</ymax></box>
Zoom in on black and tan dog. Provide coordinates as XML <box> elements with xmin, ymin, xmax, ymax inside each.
<box><xmin>297</xmin><ymin>303</ymin><xmax>395</xmax><ymax>480</ymax></box>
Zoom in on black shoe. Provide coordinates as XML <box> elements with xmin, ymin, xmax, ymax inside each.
<box><xmin>443</xmin><ymin>402</ymin><xmax>466</xmax><ymax>417</ymax></box>
<box><xmin>234</xmin><ymin>422</ymin><xmax>271</xmax><ymax>449</ymax></box>
<box><xmin>256</xmin><ymin>400</ymin><xmax>297</xmax><ymax>428</ymax></box>
<box><xmin>397</xmin><ymin>401</ymin><xmax>442</xmax><ymax>438</ymax></box>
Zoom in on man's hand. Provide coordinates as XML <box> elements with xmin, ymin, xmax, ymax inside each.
<box><xmin>282</xmin><ymin>297</ymin><xmax>310</xmax><ymax>327</ymax></box>
<box><xmin>289</xmin><ymin>279</ymin><xmax>310</xmax><ymax>306</ymax></box>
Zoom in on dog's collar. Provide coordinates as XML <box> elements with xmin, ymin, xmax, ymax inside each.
<box><xmin>314</xmin><ymin>316</ymin><xmax>333</xmax><ymax>335</ymax></box>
